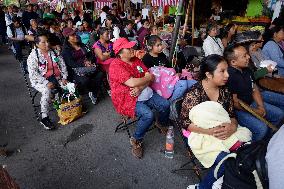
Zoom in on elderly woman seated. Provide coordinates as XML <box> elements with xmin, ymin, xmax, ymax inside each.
<box><xmin>109</xmin><ymin>38</ymin><xmax>170</xmax><ymax>159</ymax></box>
<box><xmin>27</xmin><ymin>33</ymin><xmax>68</xmax><ymax>130</ymax></box>
<box><xmin>61</xmin><ymin>29</ymin><xmax>103</xmax><ymax>105</ymax></box>
<box><xmin>182</xmin><ymin>55</ymin><xmax>251</xmax><ymax>189</ymax></box>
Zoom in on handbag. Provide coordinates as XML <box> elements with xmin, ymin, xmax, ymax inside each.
<box><xmin>72</xmin><ymin>66</ymin><xmax>97</xmax><ymax>76</ymax></box>
<box><xmin>54</xmin><ymin>84</ymin><xmax>83</xmax><ymax>125</ymax></box>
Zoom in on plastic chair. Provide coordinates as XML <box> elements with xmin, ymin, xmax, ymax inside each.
<box><xmin>170</xmin><ymin>98</ymin><xmax>206</xmax><ymax>181</ymax></box>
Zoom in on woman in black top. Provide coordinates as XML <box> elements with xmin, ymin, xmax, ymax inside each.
<box><xmin>61</xmin><ymin>29</ymin><xmax>103</xmax><ymax>104</ymax></box>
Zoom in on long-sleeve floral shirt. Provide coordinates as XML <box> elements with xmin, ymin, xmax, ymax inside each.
<box><xmin>180</xmin><ymin>82</ymin><xmax>235</xmax><ymax>130</ymax></box>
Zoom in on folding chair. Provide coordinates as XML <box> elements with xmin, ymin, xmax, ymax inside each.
<box><xmin>170</xmin><ymin>98</ymin><xmax>206</xmax><ymax>181</ymax></box>
<box><xmin>19</xmin><ymin>58</ymin><xmax>40</xmax><ymax>121</ymax></box>
<box><xmin>114</xmin><ymin>114</ymin><xmax>161</xmax><ymax>140</ymax></box>
<box><xmin>114</xmin><ymin>115</ymin><xmax>138</xmax><ymax>139</ymax></box>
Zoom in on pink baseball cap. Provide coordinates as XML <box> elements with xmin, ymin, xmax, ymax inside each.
<box><xmin>113</xmin><ymin>38</ymin><xmax>136</xmax><ymax>55</ymax></box>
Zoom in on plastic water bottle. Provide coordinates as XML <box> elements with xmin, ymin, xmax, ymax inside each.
<box><xmin>165</xmin><ymin>126</ymin><xmax>174</xmax><ymax>158</ymax></box>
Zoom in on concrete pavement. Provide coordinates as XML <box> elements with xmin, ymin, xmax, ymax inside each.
<box><xmin>0</xmin><ymin>45</ymin><xmax>200</xmax><ymax>189</ymax></box>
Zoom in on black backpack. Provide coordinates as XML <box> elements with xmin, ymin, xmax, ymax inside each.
<box><xmin>222</xmin><ymin>140</ymin><xmax>269</xmax><ymax>189</ymax></box>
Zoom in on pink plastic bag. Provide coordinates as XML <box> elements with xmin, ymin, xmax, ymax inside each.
<box><xmin>149</xmin><ymin>66</ymin><xmax>180</xmax><ymax>99</ymax></box>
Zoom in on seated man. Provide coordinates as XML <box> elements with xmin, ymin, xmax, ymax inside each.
<box><xmin>224</xmin><ymin>44</ymin><xmax>284</xmax><ymax>141</ymax></box>
<box><xmin>109</xmin><ymin>38</ymin><xmax>170</xmax><ymax>159</ymax></box>
<box><xmin>7</xmin><ymin>16</ymin><xmax>26</xmax><ymax>60</ymax></box>
<box><xmin>27</xmin><ymin>33</ymin><xmax>68</xmax><ymax>130</ymax></box>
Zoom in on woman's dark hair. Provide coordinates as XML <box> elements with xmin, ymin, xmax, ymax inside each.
<box><xmin>141</xmin><ymin>19</ymin><xmax>149</xmax><ymax>25</ymax></box>
<box><xmin>135</xmin><ymin>13</ymin><xmax>141</xmax><ymax>18</ymax></box>
<box><xmin>98</xmin><ymin>27</ymin><xmax>109</xmax><ymax>36</ymax></box>
<box><xmin>48</xmin><ymin>33</ymin><xmax>62</xmax><ymax>46</ymax></box>
<box><xmin>219</xmin><ymin>23</ymin><xmax>235</xmax><ymax>39</ymax></box>
<box><xmin>34</xmin><ymin>33</ymin><xmax>48</xmax><ymax>44</ymax></box>
<box><xmin>263</xmin><ymin>25</ymin><xmax>284</xmax><ymax>44</ymax></box>
<box><xmin>199</xmin><ymin>54</ymin><xmax>226</xmax><ymax>80</ymax></box>
<box><xmin>206</xmin><ymin>22</ymin><xmax>218</xmax><ymax>34</ymax></box>
<box><xmin>146</xmin><ymin>35</ymin><xmax>161</xmax><ymax>49</ymax></box>
<box><xmin>102</xmin><ymin>6</ymin><xmax>110</xmax><ymax>13</ymax></box>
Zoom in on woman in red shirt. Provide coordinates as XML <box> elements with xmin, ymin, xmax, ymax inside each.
<box><xmin>109</xmin><ymin>38</ymin><xmax>170</xmax><ymax>159</ymax></box>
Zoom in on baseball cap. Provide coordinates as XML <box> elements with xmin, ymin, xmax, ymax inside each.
<box><xmin>113</xmin><ymin>38</ymin><xmax>136</xmax><ymax>55</ymax></box>
<box><xmin>62</xmin><ymin>28</ymin><xmax>76</xmax><ymax>38</ymax></box>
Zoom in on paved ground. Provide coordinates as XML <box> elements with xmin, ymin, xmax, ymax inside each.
<box><xmin>0</xmin><ymin>45</ymin><xmax>201</xmax><ymax>189</ymax></box>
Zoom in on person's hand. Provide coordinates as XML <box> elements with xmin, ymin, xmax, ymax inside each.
<box><xmin>103</xmin><ymin>51</ymin><xmax>111</xmax><ymax>57</ymax></box>
<box><xmin>145</xmin><ymin>72</ymin><xmax>155</xmax><ymax>82</ymax></box>
<box><xmin>47</xmin><ymin>82</ymin><xmax>55</xmax><ymax>89</ymax></box>
<box><xmin>84</xmin><ymin>60</ymin><xmax>93</xmax><ymax>67</ymax></box>
<box><xmin>212</xmin><ymin>123</ymin><xmax>237</xmax><ymax>140</ymax></box>
<box><xmin>61</xmin><ymin>79</ymin><xmax>68</xmax><ymax>86</ymax></box>
<box><xmin>267</xmin><ymin>64</ymin><xmax>274</xmax><ymax>73</ymax></box>
<box><xmin>253</xmin><ymin>106</ymin><xmax>266</xmax><ymax>117</ymax></box>
<box><xmin>130</xmin><ymin>87</ymin><xmax>142</xmax><ymax>97</ymax></box>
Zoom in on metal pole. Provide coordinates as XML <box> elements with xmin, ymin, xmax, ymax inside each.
<box><xmin>191</xmin><ymin>0</ymin><xmax>195</xmax><ymax>46</ymax></box>
<box><xmin>169</xmin><ymin>0</ymin><xmax>185</xmax><ymax>63</ymax></box>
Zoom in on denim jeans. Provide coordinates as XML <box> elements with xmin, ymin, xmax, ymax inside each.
<box><xmin>12</xmin><ymin>41</ymin><xmax>23</xmax><ymax>60</ymax></box>
<box><xmin>169</xmin><ymin>79</ymin><xmax>197</xmax><ymax>102</ymax></box>
<box><xmin>236</xmin><ymin>102</ymin><xmax>284</xmax><ymax>141</ymax></box>
<box><xmin>134</xmin><ymin>92</ymin><xmax>170</xmax><ymax>140</ymax></box>
<box><xmin>277</xmin><ymin>67</ymin><xmax>284</xmax><ymax>77</ymax></box>
<box><xmin>199</xmin><ymin>151</ymin><xmax>229</xmax><ymax>189</ymax></box>
<box><xmin>261</xmin><ymin>90</ymin><xmax>284</xmax><ymax>112</ymax></box>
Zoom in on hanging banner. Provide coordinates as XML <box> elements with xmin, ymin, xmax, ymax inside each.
<box><xmin>151</xmin><ymin>0</ymin><xmax>179</xmax><ymax>7</ymax></box>
<box><xmin>94</xmin><ymin>0</ymin><xmax>112</xmax><ymax>9</ymax></box>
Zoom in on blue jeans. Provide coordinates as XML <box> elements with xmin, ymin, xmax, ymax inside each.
<box><xmin>134</xmin><ymin>92</ymin><xmax>170</xmax><ymax>140</ymax></box>
<box><xmin>277</xmin><ymin>66</ymin><xmax>284</xmax><ymax>77</ymax></box>
<box><xmin>236</xmin><ymin>102</ymin><xmax>284</xmax><ymax>141</ymax></box>
<box><xmin>199</xmin><ymin>152</ymin><xmax>229</xmax><ymax>189</ymax></box>
<box><xmin>261</xmin><ymin>90</ymin><xmax>284</xmax><ymax>111</ymax></box>
<box><xmin>169</xmin><ymin>79</ymin><xmax>197</xmax><ymax>102</ymax></box>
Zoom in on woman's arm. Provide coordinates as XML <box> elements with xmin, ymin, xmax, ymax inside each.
<box><xmin>180</xmin><ymin>87</ymin><xmax>215</xmax><ymax>135</ymax></box>
<box><xmin>94</xmin><ymin>47</ymin><xmax>110</xmax><ymax>61</ymax></box>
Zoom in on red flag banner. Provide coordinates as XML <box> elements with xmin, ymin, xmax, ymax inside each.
<box><xmin>94</xmin><ymin>0</ymin><xmax>112</xmax><ymax>9</ymax></box>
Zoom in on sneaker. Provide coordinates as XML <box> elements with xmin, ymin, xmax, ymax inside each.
<box><xmin>107</xmin><ymin>90</ymin><xmax>111</xmax><ymax>97</ymax></box>
<box><xmin>130</xmin><ymin>137</ymin><xmax>143</xmax><ymax>159</ymax></box>
<box><xmin>88</xmin><ymin>92</ymin><xmax>97</xmax><ymax>104</ymax></box>
<box><xmin>187</xmin><ymin>184</ymin><xmax>199</xmax><ymax>189</ymax></box>
<box><xmin>40</xmin><ymin>117</ymin><xmax>56</xmax><ymax>130</ymax></box>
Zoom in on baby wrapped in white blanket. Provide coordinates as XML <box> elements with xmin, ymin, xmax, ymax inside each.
<box><xmin>188</xmin><ymin>101</ymin><xmax>252</xmax><ymax>168</ymax></box>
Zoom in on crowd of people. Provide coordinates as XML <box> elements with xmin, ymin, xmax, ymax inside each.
<box><xmin>1</xmin><ymin>2</ymin><xmax>284</xmax><ymax>189</ymax></box>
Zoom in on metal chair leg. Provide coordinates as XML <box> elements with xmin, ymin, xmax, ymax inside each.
<box><xmin>21</xmin><ymin>61</ymin><xmax>40</xmax><ymax>121</ymax></box>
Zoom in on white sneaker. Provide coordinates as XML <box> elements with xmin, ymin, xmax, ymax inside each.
<box><xmin>88</xmin><ymin>92</ymin><xmax>97</xmax><ymax>104</ymax></box>
<box><xmin>187</xmin><ymin>184</ymin><xmax>199</xmax><ymax>189</ymax></box>
<box><xmin>107</xmin><ymin>90</ymin><xmax>111</xmax><ymax>97</ymax></box>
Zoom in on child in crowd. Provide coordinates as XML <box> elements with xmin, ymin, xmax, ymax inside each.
<box><xmin>142</xmin><ymin>35</ymin><xmax>196</xmax><ymax>102</ymax></box>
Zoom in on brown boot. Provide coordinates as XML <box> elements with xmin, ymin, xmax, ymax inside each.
<box><xmin>130</xmin><ymin>137</ymin><xmax>143</xmax><ymax>159</ymax></box>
